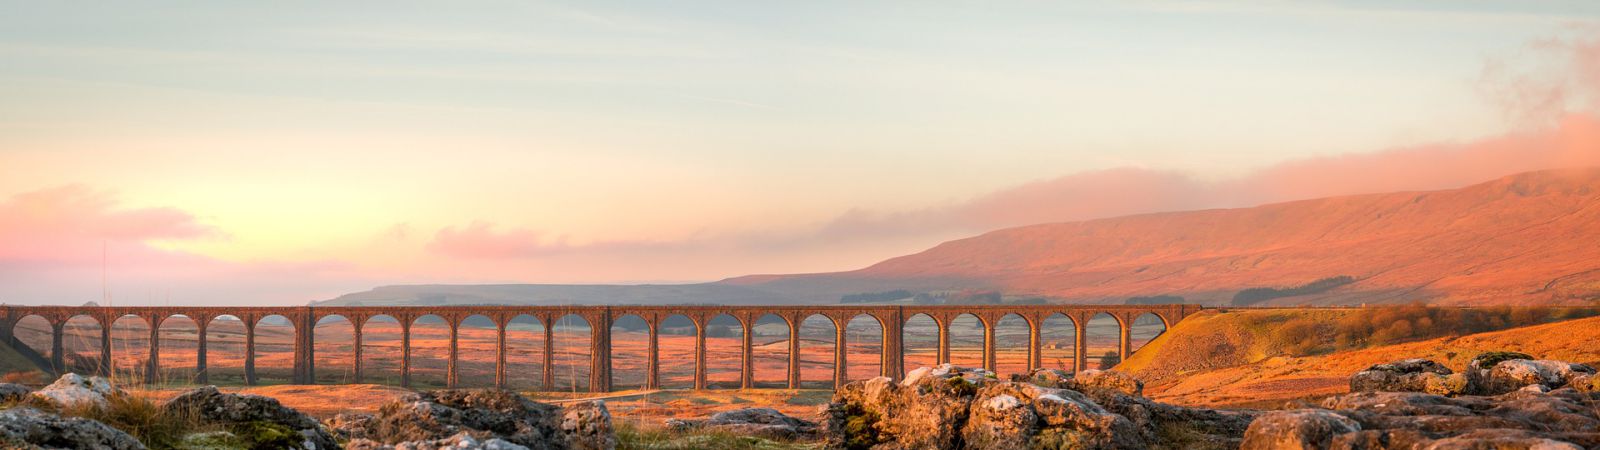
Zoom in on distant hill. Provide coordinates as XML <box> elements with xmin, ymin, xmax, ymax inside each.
<box><xmin>731</xmin><ymin>168</ymin><xmax>1600</xmax><ymax>306</ymax></box>
<box><xmin>326</xmin><ymin>168</ymin><xmax>1600</xmax><ymax>307</ymax></box>
<box><xmin>318</xmin><ymin>283</ymin><xmax>799</xmax><ymax>307</ymax></box>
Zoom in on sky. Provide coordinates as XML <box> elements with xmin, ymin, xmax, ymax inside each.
<box><xmin>3</xmin><ymin>1</ymin><xmax>1600</xmax><ymax>305</ymax></box>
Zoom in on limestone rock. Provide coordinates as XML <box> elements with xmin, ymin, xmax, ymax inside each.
<box><xmin>347</xmin><ymin>432</ymin><xmax>532</xmax><ymax>450</ymax></box>
<box><xmin>1240</xmin><ymin>409</ymin><xmax>1360</xmax><ymax>450</ymax></box>
<box><xmin>162</xmin><ymin>386</ymin><xmax>338</xmax><ymax>450</ymax></box>
<box><xmin>825</xmin><ymin>366</ymin><xmax>993</xmax><ymax>449</ymax></box>
<box><xmin>666</xmin><ymin>407</ymin><xmax>818</xmax><ymax>440</ymax></box>
<box><xmin>962</xmin><ymin>382</ymin><xmax>1143</xmax><ymax>450</ymax></box>
<box><xmin>0</xmin><ymin>382</ymin><xmax>31</xmax><ymax>403</ymax></box>
<box><xmin>32</xmin><ymin>373</ymin><xmax>123</xmax><ymax>409</ymax></box>
<box><xmin>1350</xmin><ymin>359</ymin><xmax>1454</xmax><ymax>394</ymax></box>
<box><xmin>1073</xmin><ymin>369</ymin><xmax>1144</xmax><ymax>397</ymax></box>
<box><xmin>363</xmin><ymin>389</ymin><xmax>612</xmax><ymax>450</ymax></box>
<box><xmin>0</xmin><ymin>406</ymin><xmax>146</xmax><ymax>450</ymax></box>
<box><xmin>1465</xmin><ymin>351</ymin><xmax>1533</xmax><ymax>394</ymax></box>
<box><xmin>1570</xmin><ymin>373</ymin><xmax>1599</xmax><ymax>393</ymax></box>
<box><xmin>324</xmin><ymin>412</ymin><xmax>377</xmax><ymax>441</ymax></box>
<box><xmin>1478</xmin><ymin>359</ymin><xmax>1596</xmax><ymax>395</ymax></box>
<box><xmin>560</xmin><ymin>401</ymin><xmax>615</xmax><ymax>450</ymax></box>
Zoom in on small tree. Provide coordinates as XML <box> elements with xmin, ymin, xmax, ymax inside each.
<box><xmin>1098</xmin><ymin>350</ymin><xmax>1121</xmax><ymax>369</ymax></box>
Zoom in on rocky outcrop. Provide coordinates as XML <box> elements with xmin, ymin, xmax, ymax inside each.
<box><xmin>1014</xmin><ymin>368</ymin><xmax>1143</xmax><ymax>396</ymax></box>
<box><xmin>825</xmin><ymin>365</ymin><xmax>995</xmax><ymax>449</ymax></box>
<box><xmin>1019</xmin><ymin>367</ymin><xmax>1256</xmax><ymax>448</ymax></box>
<box><xmin>32</xmin><ymin>373</ymin><xmax>123</xmax><ymax>409</ymax></box>
<box><xmin>0</xmin><ymin>407</ymin><xmax>146</xmax><ymax>450</ymax></box>
<box><xmin>1478</xmin><ymin>359</ymin><xmax>1596</xmax><ymax>395</ymax></box>
<box><xmin>1240</xmin><ymin>409</ymin><xmax>1359</xmax><ymax>450</ymax></box>
<box><xmin>1349</xmin><ymin>359</ymin><xmax>1464</xmax><ymax>396</ymax></box>
<box><xmin>559</xmin><ymin>401</ymin><xmax>614</xmax><ymax>450</ymax></box>
<box><xmin>1351</xmin><ymin>355</ymin><xmax>1595</xmax><ymax>397</ymax></box>
<box><xmin>665</xmin><ymin>407</ymin><xmax>818</xmax><ymax>440</ymax></box>
<box><xmin>825</xmin><ymin>364</ymin><xmax>1171</xmax><ymax>450</ymax></box>
<box><xmin>342</xmin><ymin>389</ymin><xmax>614</xmax><ymax>450</ymax></box>
<box><xmin>162</xmin><ymin>385</ymin><xmax>338</xmax><ymax>450</ymax></box>
<box><xmin>0</xmin><ymin>383</ymin><xmax>30</xmax><ymax>403</ymax></box>
<box><xmin>1239</xmin><ymin>356</ymin><xmax>1600</xmax><ymax>449</ymax></box>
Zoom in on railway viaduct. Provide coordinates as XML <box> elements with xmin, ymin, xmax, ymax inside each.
<box><xmin>0</xmin><ymin>304</ymin><xmax>1202</xmax><ymax>392</ymax></box>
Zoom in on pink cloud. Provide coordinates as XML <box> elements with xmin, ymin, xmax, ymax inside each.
<box><xmin>427</xmin><ymin>221</ymin><xmax>554</xmax><ymax>259</ymax></box>
<box><xmin>0</xmin><ymin>185</ymin><xmax>214</xmax><ymax>265</ymax></box>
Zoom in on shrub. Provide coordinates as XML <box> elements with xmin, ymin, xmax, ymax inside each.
<box><xmin>1099</xmin><ymin>351</ymin><xmax>1121</xmax><ymax>369</ymax></box>
<box><xmin>1274</xmin><ymin>319</ymin><xmax>1320</xmax><ymax>356</ymax></box>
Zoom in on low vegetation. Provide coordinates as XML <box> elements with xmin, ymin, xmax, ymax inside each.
<box><xmin>1231</xmin><ymin>276</ymin><xmax>1356</xmax><ymax>306</ymax></box>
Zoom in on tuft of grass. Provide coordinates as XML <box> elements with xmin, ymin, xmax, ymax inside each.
<box><xmin>615</xmin><ymin>421</ymin><xmax>818</xmax><ymax>450</ymax></box>
<box><xmin>67</xmin><ymin>394</ymin><xmax>219</xmax><ymax>449</ymax></box>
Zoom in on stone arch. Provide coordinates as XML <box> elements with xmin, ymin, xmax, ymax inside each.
<box><xmin>657</xmin><ymin>314</ymin><xmax>696</xmax><ymax>389</ymax></box>
<box><xmin>62</xmin><ymin>314</ymin><xmax>103</xmax><ymax>375</ymax></box>
<box><xmin>108</xmin><ymin>314</ymin><xmax>150</xmax><ymax>385</ymax></box>
<box><xmin>407</xmin><ymin>314</ymin><xmax>450</xmax><ymax>389</ymax></box>
<box><xmin>844</xmin><ymin>314</ymin><xmax>884</xmax><ymax>382</ymax></box>
<box><xmin>994</xmin><ymin>313</ymin><xmax>1031</xmax><ymax>377</ymax></box>
<box><xmin>205</xmin><ymin>315</ymin><xmax>247</xmax><ymax>384</ymax></box>
<box><xmin>9</xmin><ymin>314</ymin><xmax>53</xmax><ymax>375</ymax></box>
<box><xmin>608</xmin><ymin>314</ymin><xmax>649</xmax><ymax>391</ymax></box>
<box><xmin>948</xmin><ymin>313</ymin><xmax>985</xmax><ymax>368</ymax></box>
<box><xmin>1039</xmin><ymin>313</ymin><xmax>1078</xmax><ymax>372</ymax></box>
<box><xmin>504</xmin><ymin>314</ymin><xmax>545</xmax><ymax>390</ymax></box>
<box><xmin>1128</xmin><ymin>312</ymin><xmax>1169</xmax><ymax>354</ymax></box>
<box><xmin>313</xmin><ymin>314</ymin><xmax>355</xmax><ymax>384</ymax></box>
<box><xmin>704</xmin><ymin>313</ymin><xmax>745</xmax><ymax>389</ymax></box>
<box><xmin>359</xmin><ymin>314</ymin><xmax>403</xmax><ymax>386</ymax></box>
<box><xmin>751</xmin><ymin>313</ymin><xmax>789</xmax><ymax>388</ymax></box>
<box><xmin>455</xmin><ymin>314</ymin><xmax>498</xmax><ymax>388</ymax></box>
<box><xmin>1085</xmin><ymin>312</ymin><xmax>1124</xmax><ymax>370</ymax></box>
<box><xmin>902</xmin><ymin>313</ymin><xmax>940</xmax><ymax>371</ymax></box>
<box><xmin>797</xmin><ymin>313</ymin><xmax>836</xmax><ymax>389</ymax></box>
<box><xmin>252</xmin><ymin>314</ymin><xmax>295</xmax><ymax>385</ymax></box>
<box><xmin>157</xmin><ymin>314</ymin><xmax>200</xmax><ymax>384</ymax></box>
<box><xmin>551</xmin><ymin>314</ymin><xmax>592</xmax><ymax>392</ymax></box>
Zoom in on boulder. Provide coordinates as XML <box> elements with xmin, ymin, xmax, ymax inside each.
<box><xmin>1305</xmin><ymin>375</ymin><xmax>1600</xmax><ymax>448</ymax></box>
<box><xmin>31</xmin><ymin>373</ymin><xmax>123</xmax><ymax>409</ymax></box>
<box><xmin>1073</xmin><ymin>370</ymin><xmax>1144</xmax><ymax>397</ymax></box>
<box><xmin>665</xmin><ymin>407</ymin><xmax>817</xmax><ymax>440</ymax></box>
<box><xmin>1349</xmin><ymin>359</ymin><xmax>1454</xmax><ymax>394</ymax></box>
<box><xmin>824</xmin><ymin>367</ymin><xmax>992</xmax><ymax>450</ymax></box>
<box><xmin>1015</xmin><ymin>368</ymin><xmax>1144</xmax><ymax>397</ymax></box>
<box><xmin>1477</xmin><ymin>359</ymin><xmax>1596</xmax><ymax>395</ymax></box>
<box><xmin>559</xmin><ymin>401</ymin><xmax>614</xmax><ymax>450</ymax></box>
<box><xmin>161</xmin><ymin>385</ymin><xmax>338</xmax><ymax>450</ymax></box>
<box><xmin>362</xmin><ymin>389</ymin><xmax>612</xmax><ymax>450</ymax></box>
<box><xmin>1240</xmin><ymin>409</ymin><xmax>1360</xmax><ymax>450</ymax></box>
<box><xmin>0</xmin><ymin>406</ymin><xmax>146</xmax><ymax>450</ymax></box>
<box><xmin>962</xmin><ymin>382</ymin><xmax>1143</xmax><ymax>450</ymax></box>
<box><xmin>347</xmin><ymin>432</ymin><xmax>532</xmax><ymax>450</ymax></box>
<box><xmin>0</xmin><ymin>382</ymin><xmax>30</xmax><ymax>403</ymax></box>
<box><xmin>1570</xmin><ymin>373</ymin><xmax>1599</xmax><ymax>393</ymax></box>
<box><xmin>1465</xmin><ymin>352</ymin><xmax>1533</xmax><ymax>394</ymax></box>
<box><xmin>324</xmin><ymin>412</ymin><xmax>377</xmax><ymax>441</ymax></box>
